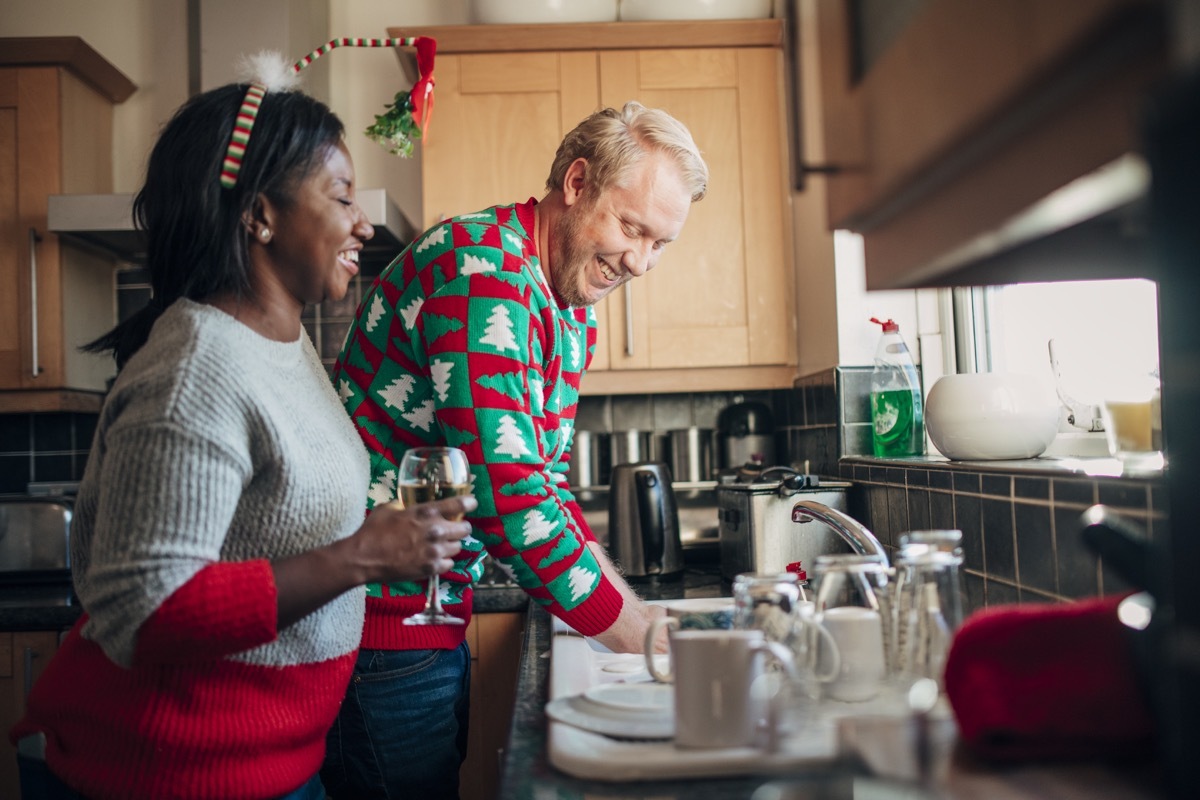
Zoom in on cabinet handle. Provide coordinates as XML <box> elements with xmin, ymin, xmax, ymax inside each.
<box><xmin>29</xmin><ymin>228</ymin><xmax>42</xmax><ymax>378</ymax></box>
<box><xmin>23</xmin><ymin>645</ymin><xmax>40</xmax><ymax>699</ymax></box>
<box><xmin>623</xmin><ymin>283</ymin><xmax>634</xmax><ymax>357</ymax></box>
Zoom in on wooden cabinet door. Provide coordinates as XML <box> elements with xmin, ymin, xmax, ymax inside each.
<box><xmin>597</xmin><ymin>47</ymin><xmax>794</xmax><ymax>372</ymax></box>
<box><xmin>0</xmin><ymin>630</ymin><xmax>60</xmax><ymax>799</ymax></box>
<box><xmin>458</xmin><ymin>611</ymin><xmax>524</xmax><ymax>800</ymax></box>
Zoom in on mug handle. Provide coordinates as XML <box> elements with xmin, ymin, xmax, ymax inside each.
<box><xmin>644</xmin><ymin>616</ymin><xmax>678</xmax><ymax>682</ymax></box>
<box><xmin>801</xmin><ymin>618</ymin><xmax>842</xmax><ymax>682</ymax></box>
<box><xmin>754</xmin><ymin>639</ymin><xmax>798</xmax><ymax>682</ymax></box>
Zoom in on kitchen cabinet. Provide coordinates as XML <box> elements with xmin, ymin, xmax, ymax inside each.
<box><xmin>812</xmin><ymin>0</ymin><xmax>1171</xmax><ymax>289</ymax></box>
<box><xmin>0</xmin><ymin>38</ymin><xmax>135</xmax><ymax>413</ymax></box>
<box><xmin>391</xmin><ymin>21</ymin><xmax>799</xmax><ymax>394</ymax></box>
<box><xmin>460</xmin><ymin>610</ymin><xmax>524</xmax><ymax>800</ymax></box>
<box><xmin>0</xmin><ymin>630</ymin><xmax>60</xmax><ymax>799</ymax></box>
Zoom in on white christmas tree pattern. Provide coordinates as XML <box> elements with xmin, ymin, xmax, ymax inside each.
<box><xmin>368</xmin><ymin>469</ymin><xmax>397</xmax><ymax>507</ymax></box>
<box><xmin>494</xmin><ymin>414</ymin><xmax>531</xmax><ymax>458</ymax></box>
<box><xmin>400</xmin><ymin>296</ymin><xmax>423</xmax><ymax>330</ymax></box>
<box><xmin>415</xmin><ymin>225</ymin><xmax>448</xmax><ymax>253</ymax></box>
<box><xmin>479</xmin><ymin>306</ymin><xmax>519</xmax><ymax>352</ymax></box>
<box><xmin>462</xmin><ymin>252</ymin><xmax>497</xmax><ymax>275</ymax></box>
<box><xmin>567</xmin><ymin>564</ymin><xmax>597</xmax><ymax>601</ymax></box>
<box><xmin>520</xmin><ymin>508</ymin><xmax>557</xmax><ymax>546</ymax></box>
<box><xmin>338</xmin><ymin>378</ymin><xmax>355</xmax><ymax>404</ymax></box>
<box><xmin>366</xmin><ymin>294</ymin><xmax>386</xmax><ymax>332</ymax></box>
<box><xmin>403</xmin><ymin>399</ymin><xmax>436</xmax><ymax>432</ymax></box>
<box><xmin>567</xmin><ymin>326</ymin><xmax>581</xmax><ymax>370</ymax></box>
<box><xmin>377</xmin><ymin>375</ymin><xmax>414</xmax><ymax>410</ymax></box>
<box><xmin>504</xmin><ymin>231</ymin><xmax>522</xmax><ymax>251</ymax></box>
<box><xmin>431</xmin><ymin>358</ymin><xmax>454</xmax><ymax>402</ymax></box>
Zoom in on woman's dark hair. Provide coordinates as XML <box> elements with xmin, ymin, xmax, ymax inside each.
<box><xmin>85</xmin><ymin>84</ymin><xmax>345</xmax><ymax>368</ymax></box>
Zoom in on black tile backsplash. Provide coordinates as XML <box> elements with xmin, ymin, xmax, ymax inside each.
<box><xmin>0</xmin><ymin>413</ymin><xmax>96</xmax><ymax>495</ymax></box>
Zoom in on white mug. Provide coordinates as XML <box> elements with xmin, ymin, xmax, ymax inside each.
<box><xmin>644</xmin><ymin>618</ymin><xmax>795</xmax><ymax>749</ymax></box>
<box><xmin>815</xmin><ymin>606</ymin><xmax>887</xmax><ymax>702</ymax></box>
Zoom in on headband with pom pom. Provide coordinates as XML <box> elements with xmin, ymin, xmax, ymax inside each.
<box><xmin>219</xmin><ymin>37</ymin><xmax>437</xmax><ymax>189</ymax></box>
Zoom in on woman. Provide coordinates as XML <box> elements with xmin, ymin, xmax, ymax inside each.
<box><xmin>9</xmin><ymin>81</ymin><xmax>471</xmax><ymax>800</ymax></box>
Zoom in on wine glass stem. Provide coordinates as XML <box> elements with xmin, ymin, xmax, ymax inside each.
<box><xmin>426</xmin><ymin>575</ymin><xmax>441</xmax><ymax>616</ymax></box>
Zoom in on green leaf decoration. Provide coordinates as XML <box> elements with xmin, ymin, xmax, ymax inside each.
<box><xmin>385</xmin><ymin>580</ymin><xmax>422</xmax><ymax>595</ymax></box>
<box><xmin>442</xmin><ymin>424</ymin><xmax>478</xmax><ymax>448</ymax></box>
<box><xmin>364</xmin><ymin>91</ymin><xmax>421</xmax><ymax>159</ymax></box>
<box><xmin>426</xmin><ymin>314</ymin><xmax>464</xmax><ymax>342</ymax></box>
<box><xmin>346</xmin><ymin>337</ymin><xmax>372</xmax><ymax>372</ymax></box>
<box><xmin>355</xmin><ymin>416</ymin><xmax>392</xmax><ymax>445</ymax></box>
<box><xmin>461</xmin><ymin>223</ymin><xmax>489</xmax><ymax>244</ymax></box>
<box><xmin>499</xmin><ymin>473</ymin><xmax>548</xmax><ymax>496</ymax></box>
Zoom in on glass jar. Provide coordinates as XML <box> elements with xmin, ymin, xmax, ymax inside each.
<box><xmin>810</xmin><ymin>554</ymin><xmax>892</xmax><ymax>702</ymax></box>
<box><xmin>892</xmin><ymin>530</ymin><xmax>964</xmax><ymax>686</ymax></box>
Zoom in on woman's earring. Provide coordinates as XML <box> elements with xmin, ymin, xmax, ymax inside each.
<box><xmin>259</xmin><ymin>228</ymin><xmax>272</xmax><ymax>242</ymax></box>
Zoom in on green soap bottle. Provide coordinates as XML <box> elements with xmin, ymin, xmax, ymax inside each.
<box><xmin>869</xmin><ymin>317</ymin><xmax>925</xmax><ymax>458</ymax></box>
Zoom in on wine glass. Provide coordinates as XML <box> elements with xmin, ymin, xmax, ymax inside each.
<box><xmin>399</xmin><ymin>446</ymin><xmax>471</xmax><ymax>626</ymax></box>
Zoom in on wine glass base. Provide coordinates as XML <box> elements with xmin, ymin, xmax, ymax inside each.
<box><xmin>404</xmin><ymin>613</ymin><xmax>467</xmax><ymax>626</ymax></box>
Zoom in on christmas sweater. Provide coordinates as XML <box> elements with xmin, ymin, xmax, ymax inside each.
<box><xmin>10</xmin><ymin>300</ymin><xmax>370</xmax><ymax>799</ymax></box>
<box><xmin>333</xmin><ymin>199</ymin><xmax>624</xmax><ymax>650</ymax></box>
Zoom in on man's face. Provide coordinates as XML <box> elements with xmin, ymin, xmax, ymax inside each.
<box><xmin>547</xmin><ymin>151</ymin><xmax>692</xmax><ymax>308</ymax></box>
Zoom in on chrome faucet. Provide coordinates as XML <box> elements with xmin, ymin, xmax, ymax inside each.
<box><xmin>790</xmin><ymin>499</ymin><xmax>887</xmax><ymax>562</ymax></box>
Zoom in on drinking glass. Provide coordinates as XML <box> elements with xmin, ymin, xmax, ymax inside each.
<box><xmin>399</xmin><ymin>446</ymin><xmax>471</xmax><ymax>626</ymax></box>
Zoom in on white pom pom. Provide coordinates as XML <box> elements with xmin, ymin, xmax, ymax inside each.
<box><xmin>235</xmin><ymin>50</ymin><xmax>301</xmax><ymax>92</ymax></box>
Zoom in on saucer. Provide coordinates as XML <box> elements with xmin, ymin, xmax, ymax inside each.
<box><xmin>545</xmin><ymin>685</ymin><xmax>674</xmax><ymax>740</ymax></box>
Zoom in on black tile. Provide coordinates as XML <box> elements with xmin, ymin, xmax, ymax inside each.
<box><xmin>0</xmin><ymin>414</ymin><xmax>31</xmax><ymax>453</ymax></box>
<box><xmin>1055</xmin><ymin>506</ymin><xmax>1099</xmax><ymax>598</ymax></box>
<box><xmin>955</xmin><ymin>495</ymin><xmax>984</xmax><ymax>573</ymax></box>
<box><xmin>71</xmin><ymin>450</ymin><xmax>90</xmax><ymax>481</ymax></box>
<box><xmin>1150</xmin><ymin>484</ymin><xmax>1168</xmax><ymax>517</ymax></box>
<box><xmin>32</xmin><ymin>413</ymin><xmax>73</xmax><ymax>452</ymax></box>
<box><xmin>1019</xmin><ymin>586</ymin><xmax>1058</xmax><ymax>604</ymax></box>
<box><xmin>813</xmin><ymin>381</ymin><xmax>837</xmax><ymax>426</ymax></box>
<box><xmin>0</xmin><ymin>454</ymin><xmax>32</xmax><ymax>493</ymax></box>
<box><xmin>981</xmin><ymin>498</ymin><xmax>1015</xmax><ymax>582</ymax></box>
<box><xmin>74</xmin><ymin>413</ymin><xmax>98</xmax><ymax>452</ymax></box>
<box><xmin>1053</xmin><ymin>478</ymin><xmax>1095</xmax><ymax>507</ymax></box>
<box><xmin>953</xmin><ymin>472</ymin><xmax>981</xmax><ymax>494</ymax></box>
<box><xmin>783</xmin><ymin>386</ymin><xmax>803</xmax><ymax>428</ymax></box>
<box><xmin>1014</xmin><ymin>476</ymin><xmax>1049</xmax><ymax>500</ymax></box>
<box><xmin>907</xmin><ymin>489</ymin><xmax>931</xmax><ymax>531</ymax></box>
<box><xmin>986</xmin><ymin>579</ymin><xmax>1020</xmax><ymax>607</ymax></box>
<box><xmin>1097</xmin><ymin>480</ymin><xmax>1150</xmax><ymax>512</ymax></box>
<box><xmin>981</xmin><ymin>474</ymin><xmax>1011</xmax><ymax>498</ymax></box>
<box><xmin>116</xmin><ymin>266</ymin><xmax>151</xmax><ymax>285</ymax></box>
<box><xmin>1015</xmin><ymin>503</ymin><xmax>1056</xmax><ymax>594</ymax></box>
<box><xmin>906</xmin><ymin>469</ymin><xmax>929</xmax><ymax>487</ymax></box>
<box><xmin>883</xmin><ymin>467</ymin><xmax>905</xmax><ymax>487</ymax></box>
<box><xmin>869</xmin><ymin>485</ymin><xmax>891</xmax><ymax>541</ymax></box>
<box><xmin>963</xmin><ymin>572</ymin><xmax>986</xmax><ymax>618</ymax></box>
<box><xmin>870</xmin><ymin>466</ymin><xmax>891</xmax><ymax>484</ymax></box>
<box><xmin>886</xmin><ymin>485</ymin><xmax>909</xmax><ymax>545</ymax></box>
<box><xmin>928</xmin><ymin>470</ymin><xmax>952</xmax><ymax>491</ymax></box>
<box><xmin>929</xmin><ymin>491</ymin><xmax>955</xmax><ymax>531</ymax></box>
<box><xmin>852</xmin><ymin>463</ymin><xmax>870</xmax><ymax>482</ymax></box>
<box><xmin>33</xmin><ymin>454</ymin><xmax>73</xmax><ymax>483</ymax></box>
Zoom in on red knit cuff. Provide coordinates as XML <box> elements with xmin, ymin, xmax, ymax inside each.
<box><xmin>133</xmin><ymin>560</ymin><xmax>278</xmax><ymax>666</ymax></box>
<box><xmin>552</xmin><ymin>574</ymin><xmax>623</xmax><ymax>636</ymax></box>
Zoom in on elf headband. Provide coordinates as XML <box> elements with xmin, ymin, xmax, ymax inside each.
<box><xmin>219</xmin><ymin>36</ymin><xmax>437</xmax><ymax>189</ymax></box>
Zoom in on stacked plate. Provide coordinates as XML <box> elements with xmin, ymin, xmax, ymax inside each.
<box><xmin>544</xmin><ymin>682</ymin><xmax>674</xmax><ymax>739</ymax></box>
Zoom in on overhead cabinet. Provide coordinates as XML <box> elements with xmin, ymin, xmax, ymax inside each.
<box><xmin>0</xmin><ymin>38</ymin><xmax>135</xmax><ymax>413</ymax></box>
<box><xmin>392</xmin><ymin>21</ymin><xmax>798</xmax><ymax>394</ymax></box>
<box><xmin>813</xmin><ymin>0</ymin><xmax>1171</xmax><ymax>289</ymax></box>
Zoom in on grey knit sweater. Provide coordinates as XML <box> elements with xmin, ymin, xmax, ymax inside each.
<box><xmin>70</xmin><ymin>298</ymin><xmax>370</xmax><ymax>668</ymax></box>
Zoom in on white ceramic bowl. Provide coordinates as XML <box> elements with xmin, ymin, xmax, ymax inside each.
<box><xmin>925</xmin><ymin>373</ymin><xmax>1062</xmax><ymax>461</ymax></box>
<box><xmin>470</xmin><ymin>0</ymin><xmax>619</xmax><ymax>24</ymax></box>
<box><xmin>619</xmin><ymin>0</ymin><xmax>772</xmax><ymax>21</ymax></box>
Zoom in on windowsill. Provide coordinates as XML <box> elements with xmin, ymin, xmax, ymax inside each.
<box><xmin>841</xmin><ymin>452</ymin><xmax>1165</xmax><ymax>482</ymax></box>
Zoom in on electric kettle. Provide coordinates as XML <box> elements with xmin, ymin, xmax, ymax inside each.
<box><xmin>607</xmin><ymin>462</ymin><xmax>684</xmax><ymax>581</ymax></box>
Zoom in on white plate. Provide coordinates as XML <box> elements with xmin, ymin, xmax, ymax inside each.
<box><xmin>582</xmin><ymin>682</ymin><xmax>672</xmax><ymax>713</ymax></box>
<box><xmin>545</xmin><ymin>690</ymin><xmax>675</xmax><ymax>740</ymax></box>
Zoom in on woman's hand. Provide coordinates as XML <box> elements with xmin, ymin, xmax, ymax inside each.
<box><xmin>358</xmin><ymin>496</ymin><xmax>475</xmax><ymax>583</ymax></box>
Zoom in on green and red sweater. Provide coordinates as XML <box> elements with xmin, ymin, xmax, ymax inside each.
<box><xmin>333</xmin><ymin>199</ymin><xmax>623</xmax><ymax>650</ymax></box>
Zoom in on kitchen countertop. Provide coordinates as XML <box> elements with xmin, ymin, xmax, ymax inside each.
<box><xmin>496</xmin><ymin>563</ymin><xmax>1169</xmax><ymax>800</ymax></box>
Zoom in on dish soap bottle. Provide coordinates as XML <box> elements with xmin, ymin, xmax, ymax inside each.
<box><xmin>870</xmin><ymin>317</ymin><xmax>925</xmax><ymax>457</ymax></box>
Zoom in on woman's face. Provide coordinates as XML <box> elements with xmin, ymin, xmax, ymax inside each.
<box><xmin>260</xmin><ymin>141</ymin><xmax>374</xmax><ymax>306</ymax></box>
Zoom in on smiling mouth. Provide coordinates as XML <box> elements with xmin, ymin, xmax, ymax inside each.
<box><xmin>339</xmin><ymin>249</ymin><xmax>361</xmax><ymax>274</ymax></box>
<box><xmin>598</xmin><ymin>258</ymin><xmax>618</xmax><ymax>283</ymax></box>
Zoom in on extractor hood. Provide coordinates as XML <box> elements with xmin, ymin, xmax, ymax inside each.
<box><xmin>47</xmin><ymin>189</ymin><xmax>415</xmax><ymax>274</ymax></box>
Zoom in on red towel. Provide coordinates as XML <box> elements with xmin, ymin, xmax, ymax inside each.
<box><xmin>943</xmin><ymin>593</ymin><xmax>1156</xmax><ymax>761</ymax></box>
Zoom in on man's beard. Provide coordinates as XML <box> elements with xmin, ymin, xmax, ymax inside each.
<box><xmin>547</xmin><ymin>199</ymin><xmax>621</xmax><ymax>308</ymax></box>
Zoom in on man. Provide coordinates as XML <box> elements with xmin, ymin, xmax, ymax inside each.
<box><xmin>324</xmin><ymin>101</ymin><xmax>708</xmax><ymax>799</ymax></box>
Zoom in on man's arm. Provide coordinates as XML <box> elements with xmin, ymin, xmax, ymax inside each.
<box><xmin>583</xmin><ymin>542</ymin><xmax>668</xmax><ymax>653</ymax></box>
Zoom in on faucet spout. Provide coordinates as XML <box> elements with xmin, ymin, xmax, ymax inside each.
<box><xmin>791</xmin><ymin>499</ymin><xmax>887</xmax><ymax>562</ymax></box>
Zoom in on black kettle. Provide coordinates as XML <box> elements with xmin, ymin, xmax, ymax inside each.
<box><xmin>607</xmin><ymin>462</ymin><xmax>684</xmax><ymax>581</ymax></box>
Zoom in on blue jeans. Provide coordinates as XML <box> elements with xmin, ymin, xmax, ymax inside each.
<box><xmin>322</xmin><ymin>642</ymin><xmax>471</xmax><ymax>800</ymax></box>
<box><xmin>17</xmin><ymin>753</ymin><xmax>325</xmax><ymax>799</ymax></box>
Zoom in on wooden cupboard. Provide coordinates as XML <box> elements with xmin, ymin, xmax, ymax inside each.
<box><xmin>391</xmin><ymin>21</ymin><xmax>798</xmax><ymax>394</ymax></box>
<box><xmin>459</xmin><ymin>610</ymin><xmax>524</xmax><ymax>800</ymax></box>
<box><xmin>812</xmin><ymin>0</ymin><xmax>1171</xmax><ymax>289</ymax></box>
<box><xmin>0</xmin><ymin>629</ymin><xmax>60</xmax><ymax>799</ymax></box>
<box><xmin>0</xmin><ymin>38</ymin><xmax>135</xmax><ymax>413</ymax></box>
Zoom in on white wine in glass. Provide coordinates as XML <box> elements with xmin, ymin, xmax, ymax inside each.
<box><xmin>399</xmin><ymin>446</ymin><xmax>471</xmax><ymax>626</ymax></box>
